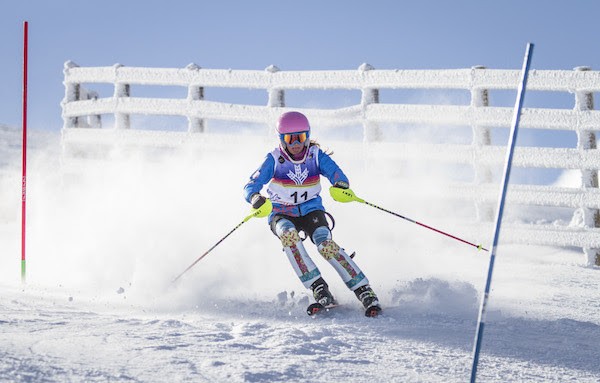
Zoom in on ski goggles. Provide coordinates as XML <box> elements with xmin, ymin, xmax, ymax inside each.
<box><xmin>280</xmin><ymin>132</ymin><xmax>309</xmax><ymax>145</ymax></box>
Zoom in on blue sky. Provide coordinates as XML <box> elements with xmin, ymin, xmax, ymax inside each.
<box><xmin>1</xmin><ymin>0</ymin><xmax>599</xmax><ymax>132</ymax></box>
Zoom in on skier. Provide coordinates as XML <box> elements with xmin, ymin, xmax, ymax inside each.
<box><xmin>244</xmin><ymin>111</ymin><xmax>382</xmax><ymax>317</ymax></box>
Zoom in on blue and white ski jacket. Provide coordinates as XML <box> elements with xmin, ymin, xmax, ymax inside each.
<box><xmin>244</xmin><ymin>145</ymin><xmax>349</xmax><ymax>222</ymax></box>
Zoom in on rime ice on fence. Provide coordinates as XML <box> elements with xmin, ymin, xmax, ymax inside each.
<box><xmin>61</xmin><ymin>63</ymin><xmax>600</xmax><ymax>266</ymax></box>
<box><xmin>265</xmin><ymin>65</ymin><xmax>284</xmax><ymax>109</ymax></box>
<box><xmin>186</xmin><ymin>63</ymin><xmax>204</xmax><ymax>133</ymax></box>
<box><xmin>62</xmin><ymin>61</ymin><xmax>101</xmax><ymax>129</ymax></box>
<box><xmin>470</xmin><ymin>65</ymin><xmax>494</xmax><ymax>222</ymax></box>
<box><xmin>112</xmin><ymin>64</ymin><xmax>131</xmax><ymax>130</ymax></box>
<box><xmin>574</xmin><ymin>66</ymin><xmax>600</xmax><ymax>265</ymax></box>
<box><xmin>359</xmin><ymin>63</ymin><xmax>381</xmax><ymax>142</ymax></box>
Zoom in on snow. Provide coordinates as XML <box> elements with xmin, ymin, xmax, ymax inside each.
<box><xmin>1</xmin><ymin>128</ymin><xmax>599</xmax><ymax>382</ymax></box>
<box><xmin>64</xmin><ymin>65</ymin><xmax>600</xmax><ymax>92</ymax></box>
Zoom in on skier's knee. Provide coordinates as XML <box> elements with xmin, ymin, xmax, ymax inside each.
<box><xmin>317</xmin><ymin>239</ymin><xmax>341</xmax><ymax>260</ymax></box>
<box><xmin>278</xmin><ymin>227</ymin><xmax>301</xmax><ymax>247</ymax></box>
<box><xmin>274</xmin><ymin>218</ymin><xmax>299</xmax><ymax>246</ymax></box>
<box><xmin>311</xmin><ymin>226</ymin><xmax>331</xmax><ymax>246</ymax></box>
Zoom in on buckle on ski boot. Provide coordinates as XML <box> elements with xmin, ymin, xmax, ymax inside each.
<box><xmin>354</xmin><ymin>285</ymin><xmax>382</xmax><ymax>317</ymax></box>
<box><xmin>311</xmin><ymin>278</ymin><xmax>336</xmax><ymax>306</ymax></box>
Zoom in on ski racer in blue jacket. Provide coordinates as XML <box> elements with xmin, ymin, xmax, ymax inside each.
<box><xmin>244</xmin><ymin>111</ymin><xmax>382</xmax><ymax>317</ymax></box>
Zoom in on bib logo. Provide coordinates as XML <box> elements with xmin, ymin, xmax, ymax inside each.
<box><xmin>287</xmin><ymin>164</ymin><xmax>308</xmax><ymax>185</ymax></box>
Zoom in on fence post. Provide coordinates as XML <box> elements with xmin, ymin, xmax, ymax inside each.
<box><xmin>63</xmin><ymin>61</ymin><xmax>81</xmax><ymax>129</ymax></box>
<box><xmin>470</xmin><ymin>65</ymin><xmax>494</xmax><ymax>221</ymax></box>
<box><xmin>266</xmin><ymin>65</ymin><xmax>285</xmax><ymax>135</ymax></box>
<box><xmin>574</xmin><ymin>66</ymin><xmax>600</xmax><ymax>266</ymax></box>
<box><xmin>359</xmin><ymin>63</ymin><xmax>381</xmax><ymax>142</ymax></box>
<box><xmin>113</xmin><ymin>64</ymin><xmax>130</xmax><ymax>129</ymax></box>
<box><xmin>86</xmin><ymin>90</ymin><xmax>101</xmax><ymax>129</ymax></box>
<box><xmin>266</xmin><ymin>65</ymin><xmax>285</xmax><ymax>108</ymax></box>
<box><xmin>187</xmin><ymin>63</ymin><xmax>205</xmax><ymax>133</ymax></box>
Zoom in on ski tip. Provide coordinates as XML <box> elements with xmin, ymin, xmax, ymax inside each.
<box><xmin>365</xmin><ymin>305</ymin><xmax>382</xmax><ymax>318</ymax></box>
<box><xmin>308</xmin><ymin>302</ymin><xmax>380</xmax><ymax>317</ymax></box>
<box><xmin>306</xmin><ymin>302</ymin><xmax>340</xmax><ymax>316</ymax></box>
<box><xmin>307</xmin><ymin>302</ymin><xmax>325</xmax><ymax>316</ymax></box>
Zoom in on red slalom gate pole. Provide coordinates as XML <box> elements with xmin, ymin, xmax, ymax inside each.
<box><xmin>21</xmin><ymin>21</ymin><xmax>29</xmax><ymax>283</ymax></box>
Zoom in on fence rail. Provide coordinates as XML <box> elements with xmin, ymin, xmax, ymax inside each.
<box><xmin>63</xmin><ymin>64</ymin><xmax>600</xmax><ymax>90</ymax></box>
<box><xmin>61</xmin><ymin>62</ymin><xmax>600</xmax><ymax>266</ymax></box>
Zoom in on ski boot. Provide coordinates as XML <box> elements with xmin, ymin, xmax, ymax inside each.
<box><xmin>311</xmin><ymin>278</ymin><xmax>336</xmax><ymax>306</ymax></box>
<box><xmin>307</xmin><ymin>278</ymin><xmax>337</xmax><ymax>316</ymax></box>
<box><xmin>354</xmin><ymin>285</ymin><xmax>382</xmax><ymax>317</ymax></box>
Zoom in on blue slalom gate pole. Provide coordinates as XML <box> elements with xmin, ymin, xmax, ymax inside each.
<box><xmin>470</xmin><ymin>42</ymin><xmax>534</xmax><ymax>383</ymax></box>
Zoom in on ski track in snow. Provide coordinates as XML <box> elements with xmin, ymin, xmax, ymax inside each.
<box><xmin>1</xmin><ymin>270</ymin><xmax>600</xmax><ymax>383</ymax></box>
<box><xmin>1</xmin><ymin>129</ymin><xmax>600</xmax><ymax>382</ymax></box>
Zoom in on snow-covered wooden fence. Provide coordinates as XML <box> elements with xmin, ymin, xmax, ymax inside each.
<box><xmin>61</xmin><ymin>62</ymin><xmax>600</xmax><ymax>266</ymax></box>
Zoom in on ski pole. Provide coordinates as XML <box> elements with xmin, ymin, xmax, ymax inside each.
<box><xmin>170</xmin><ymin>199</ymin><xmax>273</xmax><ymax>284</ymax></box>
<box><xmin>330</xmin><ymin>187</ymin><xmax>488</xmax><ymax>252</ymax></box>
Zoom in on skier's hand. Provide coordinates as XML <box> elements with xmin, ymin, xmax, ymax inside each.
<box><xmin>333</xmin><ymin>181</ymin><xmax>349</xmax><ymax>189</ymax></box>
<box><xmin>250</xmin><ymin>193</ymin><xmax>267</xmax><ymax>209</ymax></box>
<box><xmin>329</xmin><ymin>185</ymin><xmax>357</xmax><ymax>203</ymax></box>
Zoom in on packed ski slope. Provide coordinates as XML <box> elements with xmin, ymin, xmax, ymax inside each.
<box><xmin>1</xmin><ymin>128</ymin><xmax>599</xmax><ymax>382</ymax></box>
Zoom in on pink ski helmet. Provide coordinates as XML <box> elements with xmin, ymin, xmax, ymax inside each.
<box><xmin>277</xmin><ymin>111</ymin><xmax>311</xmax><ymax>135</ymax></box>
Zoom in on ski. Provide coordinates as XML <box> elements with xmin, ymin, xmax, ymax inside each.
<box><xmin>306</xmin><ymin>302</ymin><xmax>340</xmax><ymax>316</ymax></box>
<box><xmin>307</xmin><ymin>302</ymin><xmax>382</xmax><ymax>317</ymax></box>
<box><xmin>365</xmin><ymin>304</ymin><xmax>382</xmax><ymax>318</ymax></box>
